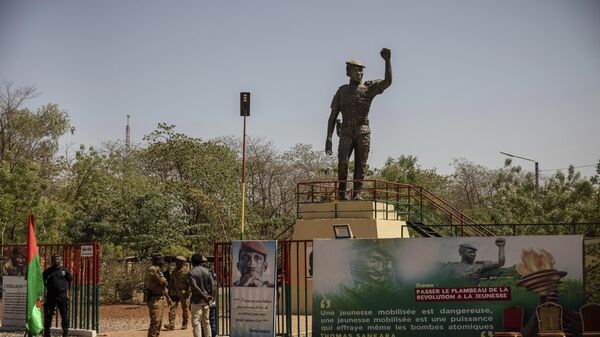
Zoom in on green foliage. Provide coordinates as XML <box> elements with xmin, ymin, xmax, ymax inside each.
<box><xmin>375</xmin><ymin>155</ymin><xmax>448</xmax><ymax>195</ymax></box>
<box><xmin>584</xmin><ymin>239</ymin><xmax>600</xmax><ymax>303</ymax></box>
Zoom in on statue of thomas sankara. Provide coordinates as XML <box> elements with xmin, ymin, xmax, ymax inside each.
<box><xmin>325</xmin><ymin>48</ymin><xmax>392</xmax><ymax>200</ymax></box>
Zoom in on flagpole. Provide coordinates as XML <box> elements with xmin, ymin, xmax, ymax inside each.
<box><xmin>25</xmin><ymin>214</ymin><xmax>33</xmax><ymax>337</ymax></box>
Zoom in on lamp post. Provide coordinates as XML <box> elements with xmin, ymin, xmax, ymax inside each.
<box><xmin>240</xmin><ymin>92</ymin><xmax>251</xmax><ymax>239</ymax></box>
<box><xmin>500</xmin><ymin>152</ymin><xmax>540</xmax><ymax>223</ymax></box>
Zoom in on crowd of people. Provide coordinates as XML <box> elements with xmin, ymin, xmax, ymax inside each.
<box><xmin>144</xmin><ymin>253</ymin><xmax>216</xmax><ymax>337</ymax></box>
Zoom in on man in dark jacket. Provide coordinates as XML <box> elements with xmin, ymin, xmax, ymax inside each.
<box><xmin>43</xmin><ymin>254</ymin><xmax>72</xmax><ymax>337</ymax></box>
<box><xmin>188</xmin><ymin>253</ymin><xmax>214</xmax><ymax>337</ymax></box>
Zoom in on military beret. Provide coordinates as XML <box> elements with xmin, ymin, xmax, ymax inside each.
<box><xmin>151</xmin><ymin>253</ymin><xmax>164</xmax><ymax>262</ymax></box>
<box><xmin>176</xmin><ymin>256</ymin><xmax>186</xmax><ymax>262</ymax></box>
<box><xmin>240</xmin><ymin>241</ymin><xmax>269</xmax><ymax>256</ymax></box>
<box><xmin>459</xmin><ymin>243</ymin><xmax>477</xmax><ymax>251</ymax></box>
<box><xmin>346</xmin><ymin>58</ymin><xmax>365</xmax><ymax>68</ymax></box>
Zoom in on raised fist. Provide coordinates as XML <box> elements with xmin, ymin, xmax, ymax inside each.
<box><xmin>495</xmin><ymin>238</ymin><xmax>506</xmax><ymax>247</ymax></box>
<box><xmin>380</xmin><ymin>48</ymin><xmax>391</xmax><ymax>61</ymax></box>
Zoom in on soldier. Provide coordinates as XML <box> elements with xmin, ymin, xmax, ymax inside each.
<box><xmin>326</xmin><ymin>48</ymin><xmax>392</xmax><ymax>200</ymax></box>
<box><xmin>144</xmin><ymin>254</ymin><xmax>170</xmax><ymax>337</ymax></box>
<box><xmin>164</xmin><ymin>256</ymin><xmax>190</xmax><ymax>330</ymax></box>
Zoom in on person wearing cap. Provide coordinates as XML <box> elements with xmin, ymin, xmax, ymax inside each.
<box><xmin>144</xmin><ymin>253</ymin><xmax>169</xmax><ymax>337</ymax></box>
<box><xmin>164</xmin><ymin>256</ymin><xmax>190</xmax><ymax>330</ymax></box>
<box><xmin>3</xmin><ymin>246</ymin><xmax>26</xmax><ymax>276</ymax></box>
<box><xmin>445</xmin><ymin>238</ymin><xmax>506</xmax><ymax>286</ymax></box>
<box><xmin>43</xmin><ymin>254</ymin><xmax>72</xmax><ymax>337</ymax></box>
<box><xmin>188</xmin><ymin>253</ymin><xmax>213</xmax><ymax>337</ymax></box>
<box><xmin>326</xmin><ymin>48</ymin><xmax>392</xmax><ymax>200</ymax></box>
<box><xmin>234</xmin><ymin>241</ymin><xmax>274</xmax><ymax>287</ymax></box>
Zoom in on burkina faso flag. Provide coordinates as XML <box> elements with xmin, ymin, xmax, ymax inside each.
<box><xmin>26</xmin><ymin>214</ymin><xmax>44</xmax><ymax>335</ymax></box>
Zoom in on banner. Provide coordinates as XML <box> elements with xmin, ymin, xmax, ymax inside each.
<box><xmin>230</xmin><ymin>240</ymin><xmax>277</xmax><ymax>337</ymax></box>
<box><xmin>313</xmin><ymin>236</ymin><xmax>583</xmax><ymax>337</ymax></box>
<box><xmin>2</xmin><ymin>246</ymin><xmax>28</xmax><ymax>327</ymax></box>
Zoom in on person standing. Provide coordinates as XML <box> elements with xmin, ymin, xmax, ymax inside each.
<box><xmin>188</xmin><ymin>253</ymin><xmax>214</xmax><ymax>337</ymax></box>
<box><xmin>164</xmin><ymin>256</ymin><xmax>190</xmax><ymax>330</ymax></box>
<box><xmin>144</xmin><ymin>254</ymin><xmax>169</xmax><ymax>337</ymax></box>
<box><xmin>43</xmin><ymin>254</ymin><xmax>72</xmax><ymax>337</ymax></box>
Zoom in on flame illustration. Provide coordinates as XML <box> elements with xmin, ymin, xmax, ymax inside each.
<box><xmin>516</xmin><ymin>248</ymin><xmax>556</xmax><ymax>276</ymax></box>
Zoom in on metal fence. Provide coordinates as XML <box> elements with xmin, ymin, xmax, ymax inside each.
<box><xmin>214</xmin><ymin>240</ymin><xmax>313</xmax><ymax>337</ymax></box>
<box><xmin>0</xmin><ymin>242</ymin><xmax>101</xmax><ymax>332</ymax></box>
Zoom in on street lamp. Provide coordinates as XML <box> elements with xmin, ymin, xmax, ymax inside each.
<box><xmin>500</xmin><ymin>152</ymin><xmax>540</xmax><ymax>223</ymax></box>
<box><xmin>240</xmin><ymin>92</ymin><xmax>251</xmax><ymax>239</ymax></box>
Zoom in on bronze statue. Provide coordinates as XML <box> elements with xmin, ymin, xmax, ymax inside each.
<box><xmin>326</xmin><ymin>48</ymin><xmax>392</xmax><ymax>200</ymax></box>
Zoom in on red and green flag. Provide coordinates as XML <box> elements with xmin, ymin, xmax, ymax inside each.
<box><xmin>26</xmin><ymin>214</ymin><xmax>44</xmax><ymax>335</ymax></box>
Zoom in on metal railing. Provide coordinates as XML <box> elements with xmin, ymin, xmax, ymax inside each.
<box><xmin>295</xmin><ymin>180</ymin><xmax>495</xmax><ymax>237</ymax></box>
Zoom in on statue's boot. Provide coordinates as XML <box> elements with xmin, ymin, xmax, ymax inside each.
<box><xmin>352</xmin><ymin>181</ymin><xmax>363</xmax><ymax>200</ymax></box>
<box><xmin>338</xmin><ymin>181</ymin><xmax>348</xmax><ymax>201</ymax></box>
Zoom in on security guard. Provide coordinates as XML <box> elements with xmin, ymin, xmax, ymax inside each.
<box><xmin>326</xmin><ymin>48</ymin><xmax>392</xmax><ymax>200</ymax></box>
<box><xmin>164</xmin><ymin>256</ymin><xmax>190</xmax><ymax>330</ymax></box>
<box><xmin>43</xmin><ymin>254</ymin><xmax>72</xmax><ymax>337</ymax></box>
<box><xmin>144</xmin><ymin>254</ymin><xmax>169</xmax><ymax>337</ymax></box>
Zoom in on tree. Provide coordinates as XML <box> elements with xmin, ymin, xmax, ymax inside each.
<box><xmin>375</xmin><ymin>155</ymin><xmax>448</xmax><ymax>195</ymax></box>
<box><xmin>0</xmin><ymin>81</ymin><xmax>72</xmax><ymax>176</ymax></box>
<box><xmin>139</xmin><ymin>124</ymin><xmax>241</xmax><ymax>251</ymax></box>
<box><xmin>63</xmin><ymin>145</ymin><xmax>186</xmax><ymax>255</ymax></box>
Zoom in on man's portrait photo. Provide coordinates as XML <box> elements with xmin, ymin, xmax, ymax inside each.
<box><xmin>3</xmin><ymin>247</ymin><xmax>27</xmax><ymax>277</ymax></box>
<box><xmin>232</xmin><ymin>240</ymin><xmax>276</xmax><ymax>288</ymax></box>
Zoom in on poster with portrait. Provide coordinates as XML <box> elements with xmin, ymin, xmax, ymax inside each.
<box><xmin>313</xmin><ymin>236</ymin><xmax>583</xmax><ymax>337</ymax></box>
<box><xmin>230</xmin><ymin>240</ymin><xmax>277</xmax><ymax>337</ymax></box>
<box><xmin>2</xmin><ymin>246</ymin><xmax>28</xmax><ymax>328</ymax></box>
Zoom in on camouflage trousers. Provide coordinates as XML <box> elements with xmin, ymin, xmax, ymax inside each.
<box><xmin>338</xmin><ymin>130</ymin><xmax>370</xmax><ymax>198</ymax></box>
<box><xmin>167</xmin><ymin>295</ymin><xmax>190</xmax><ymax>327</ymax></box>
<box><xmin>147</xmin><ymin>296</ymin><xmax>166</xmax><ymax>337</ymax></box>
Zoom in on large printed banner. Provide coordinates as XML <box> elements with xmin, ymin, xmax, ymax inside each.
<box><xmin>230</xmin><ymin>240</ymin><xmax>277</xmax><ymax>337</ymax></box>
<box><xmin>1</xmin><ymin>246</ymin><xmax>28</xmax><ymax>328</ymax></box>
<box><xmin>313</xmin><ymin>236</ymin><xmax>583</xmax><ymax>337</ymax></box>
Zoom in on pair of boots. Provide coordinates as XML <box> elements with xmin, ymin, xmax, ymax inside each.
<box><xmin>338</xmin><ymin>183</ymin><xmax>363</xmax><ymax>201</ymax></box>
<box><xmin>164</xmin><ymin>323</ymin><xmax>187</xmax><ymax>330</ymax></box>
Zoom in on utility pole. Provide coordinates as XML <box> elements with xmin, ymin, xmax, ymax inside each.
<box><xmin>500</xmin><ymin>152</ymin><xmax>540</xmax><ymax>223</ymax></box>
<box><xmin>240</xmin><ymin>92</ymin><xmax>251</xmax><ymax>239</ymax></box>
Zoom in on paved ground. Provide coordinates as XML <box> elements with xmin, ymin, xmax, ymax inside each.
<box><xmin>101</xmin><ymin>326</ymin><xmax>192</xmax><ymax>337</ymax></box>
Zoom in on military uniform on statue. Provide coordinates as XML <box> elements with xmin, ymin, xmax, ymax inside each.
<box><xmin>326</xmin><ymin>48</ymin><xmax>392</xmax><ymax>200</ymax></box>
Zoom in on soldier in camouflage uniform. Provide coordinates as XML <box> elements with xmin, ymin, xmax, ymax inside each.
<box><xmin>326</xmin><ymin>48</ymin><xmax>392</xmax><ymax>200</ymax></box>
<box><xmin>144</xmin><ymin>254</ymin><xmax>170</xmax><ymax>337</ymax></box>
<box><xmin>164</xmin><ymin>256</ymin><xmax>191</xmax><ymax>330</ymax></box>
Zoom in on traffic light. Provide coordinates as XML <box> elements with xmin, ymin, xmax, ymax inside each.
<box><xmin>240</xmin><ymin>92</ymin><xmax>250</xmax><ymax>116</ymax></box>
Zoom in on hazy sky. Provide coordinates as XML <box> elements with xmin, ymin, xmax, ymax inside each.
<box><xmin>1</xmin><ymin>0</ymin><xmax>599</xmax><ymax>176</ymax></box>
